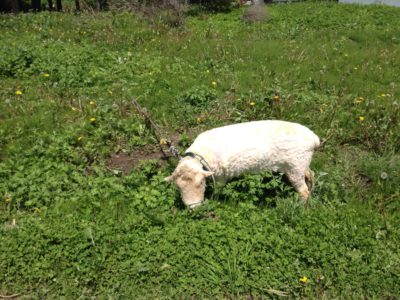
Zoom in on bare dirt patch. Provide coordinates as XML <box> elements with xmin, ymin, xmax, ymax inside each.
<box><xmin>106</xmin><ymin>128</ymin><xmax>201</xmax><ymax>175</ymax></box>
<box><xmin>107</xmin><ymin>149</ymin><xmax>172</xmax><ymax>175</ymax></box>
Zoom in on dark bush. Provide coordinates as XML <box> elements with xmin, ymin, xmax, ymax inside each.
<box><xmin>189</xmin><ymin>0</ymin><xmax>232</xmax><ymax>12</ymax></box>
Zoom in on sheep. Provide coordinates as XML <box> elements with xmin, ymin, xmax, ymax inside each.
<box><xmin>165</xmin><ymin>120</ymin><xmax>320</xmax><ymax>209</ymax></box>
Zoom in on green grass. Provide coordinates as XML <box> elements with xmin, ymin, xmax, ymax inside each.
<box><xmin>1</xmin><ymin>2</ymin><xmax>399</xmax><ymax>298</ymax></box>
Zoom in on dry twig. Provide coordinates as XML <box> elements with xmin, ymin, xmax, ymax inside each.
<box><xmin>0</xmin><ymin>293</ymin><xmax>21</xmax><ymax>299</ymax></box>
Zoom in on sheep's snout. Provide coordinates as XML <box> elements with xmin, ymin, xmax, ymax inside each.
<box><xmin>165</xmin><ymin>159</ymin><xmax>213</xmax><ymax>208</ymax></box>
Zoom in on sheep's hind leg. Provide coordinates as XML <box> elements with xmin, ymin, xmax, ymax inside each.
<box><xmin>305</xmin><ymin>168</ymin><xmax>315</xmax><ymax>192</ymax></box>
<box><xmin>286</xmin><ymin>171</ymin><xmax>310</xmax><ymax>205</ymax></box>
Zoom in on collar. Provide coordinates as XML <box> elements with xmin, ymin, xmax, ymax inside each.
<box><xmin>184</xmin><ymin>152</ymin><xmax>212</xmax><ymax>172</ymax></box>
<box><xmin>183</xmin><ymin>152</ymin><xmax>217</xmax><ymax>204</ymax></box>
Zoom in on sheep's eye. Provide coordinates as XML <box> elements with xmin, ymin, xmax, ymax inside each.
<box><xmin>177</xmin><ymin>176</ymin><xmax>192</xmax><ymax>185</ymax></box>
<box><xmin>194</xmin><ymin>176</ymin><xmax>204</xmax><ymax>187</ymax></box>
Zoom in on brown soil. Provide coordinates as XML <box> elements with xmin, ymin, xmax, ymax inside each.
<box><xmin>107</xmin><ymin>149</ymin><xmax>173</xmax><ymax>175</ymax></box>
<box><xmin>106</xmin><ymin>128</ymin><xmax>201</xmax><ymax>176</ymax></box>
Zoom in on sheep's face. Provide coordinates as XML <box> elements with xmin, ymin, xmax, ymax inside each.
<box><xmin>165</xmin><ymin>158</ymin><xmax>213</xmax><ymax>208</ymax></box>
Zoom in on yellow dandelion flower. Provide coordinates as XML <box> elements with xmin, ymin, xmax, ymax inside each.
<box><xmin>355</xmin><ymin>96</ymin><xmax>364</xmax><ymax>104</ymax></box>
<box><xmin>299</xmin><ymin>276</ymin><xmax>308</xmax><ymax>283</ymax></box>
<box><xmin>359</xmin><ymin>116</ymin><xmax>365</xmax><ymax>122</ymax></box>
<box><xmin>211</xmin><ymin>81</ymin><xmax>217</xmax><ymax>86</ymax></box>
<box><xmin>250</xmin><ymin>101</ymin><xmax>256</xmax><ymax>106</ymax></box>
<box><xmin>380</xmin><ymin>93</ymin><xmax>386</xmax><ymax>97</ymax></box>
<box><xmin>89</xmin><ymin>117</ymin><xmax>96</xmax><ymax>123</ymax></box>
<box><xmin>4</xmin><ymin>195</ymin><xmax>12</xmax><ymax>204</ymax></box>
<box><xmin>273</xmin><ymin>95</ymin><xmax>280</xmax><ymax>101</ymax></box>
<box><xmin>43</xmin><ymin>73</ymin><xmax>50</xmax><ymax>77</ymax></box>
<box><xmin>89</xmin><ymin>101</ymin><xmax>95</xmax><ymax>105</ymax></box>
<box><xmin>159</xmin><ymin>138</ymin><xmax>167</xmax><ymax>145</ymax></box>
<box><xmin>15</xmin><ymin>90</ymin><xmax>23</xmax><ymax>95</ymax></box>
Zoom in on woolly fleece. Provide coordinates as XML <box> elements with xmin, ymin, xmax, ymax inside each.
<box><xmin>170</xmin><ymin>120</ymin><xmax>320</xmax><ymax>207</ymax></box>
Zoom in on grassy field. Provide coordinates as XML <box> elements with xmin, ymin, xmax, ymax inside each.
<box><xmin>1</xmin><ymin>2</ymin><xmax>399</xmax><ymax>298</ymax></box>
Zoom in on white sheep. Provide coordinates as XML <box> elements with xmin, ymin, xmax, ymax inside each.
<box><xmin>165</xmin><ymin>120</ymin><xmax>320</xmax><ymax>208</ymax></box>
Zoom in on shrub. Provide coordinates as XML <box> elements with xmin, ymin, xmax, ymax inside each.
<box><xmin>190</xmin><ymin>0</ymin><xmax>232</xmax><ymax>12</ymax></box>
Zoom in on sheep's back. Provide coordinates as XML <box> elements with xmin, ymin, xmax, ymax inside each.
<box><xmin>193</xmin><ymin>120</ymin><xmax>319</xmax><ymax>151</ymax></box>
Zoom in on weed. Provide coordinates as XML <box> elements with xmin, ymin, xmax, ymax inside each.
<box><xmin>0</xmin><ymin>3</ymin><xmax>399</xmax><ymax>298</ymax></box>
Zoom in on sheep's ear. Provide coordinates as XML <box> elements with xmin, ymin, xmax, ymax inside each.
<box><xmin>164</xmin><ymin>175</ymin><xmax>174</xmax><ymax>182</ymax></box>
<box><xmin>202</xmin><ymin>170</ymin><xmax>214</xmax><ymax>178</ymax></box>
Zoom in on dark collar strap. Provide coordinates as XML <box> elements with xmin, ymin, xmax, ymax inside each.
<box><xmin>183</xmin><ymin>152</ymin><xmax>197</xmax><ymax>159</ymax></box>
<box><xmin>184</xmin><ymin>151</ymin><xmax>216</xmax><ymax>192</ymax></box>
<box><xmin>184</xmin><ymin>152</ymin><xmax>211</xmax><ymax>172</ymax></box>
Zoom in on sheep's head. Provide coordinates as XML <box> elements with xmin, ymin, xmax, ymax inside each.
<box><xmin>165</xmin><ymin>157</ymin><xmax>213</xmax><ymax>208</ymax></box>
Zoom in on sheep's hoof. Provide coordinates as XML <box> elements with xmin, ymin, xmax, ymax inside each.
<box><xmin>299</xmin><ymin>188</ymin><xmax>310</xmax><ymax>207</ymax></box>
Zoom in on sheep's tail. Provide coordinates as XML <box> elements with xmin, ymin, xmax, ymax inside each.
<box><xmin>305</xmin><ymin>130</ymin><xmax>321</xmax><ymax>152</ymax></box>
<box><xmin>317</xmin><ymin>132</ymin><xmax>333</xmax><ymax>151</ymax></box>
<box><xmin>314</xmin><ymin>134</ymin><xmax>321</xmax><ymax>150</ymax></box>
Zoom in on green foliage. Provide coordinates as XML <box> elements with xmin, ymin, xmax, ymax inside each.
<box><xmin>221</xmin><ymin>172</ymin><xmax>294</xmax><ymax>206</ymax></box>
<box><xmin>171</xmin><ymin>85</ymin><xmax>217</xmax><ymax>125</ymax></box>
<box><xmin>178</xmin><ymin>85</ymin><xmax>217</xmax><ymax>108</ymax></box>
<box><xmin>356</xmin><ymin>151</ymin><xmax>400</xmax><ymax>209</ymax></box>
<box><xmin>1</xmin><ymin>3</ymin><xmax>400</xmax><ymax>298</ymax></box>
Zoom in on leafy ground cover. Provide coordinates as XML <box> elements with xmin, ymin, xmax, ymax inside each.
<box><xmin>1</xmin><ymin>2</ymin><xmax>399</xmax><ymax>298</ymax></box>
